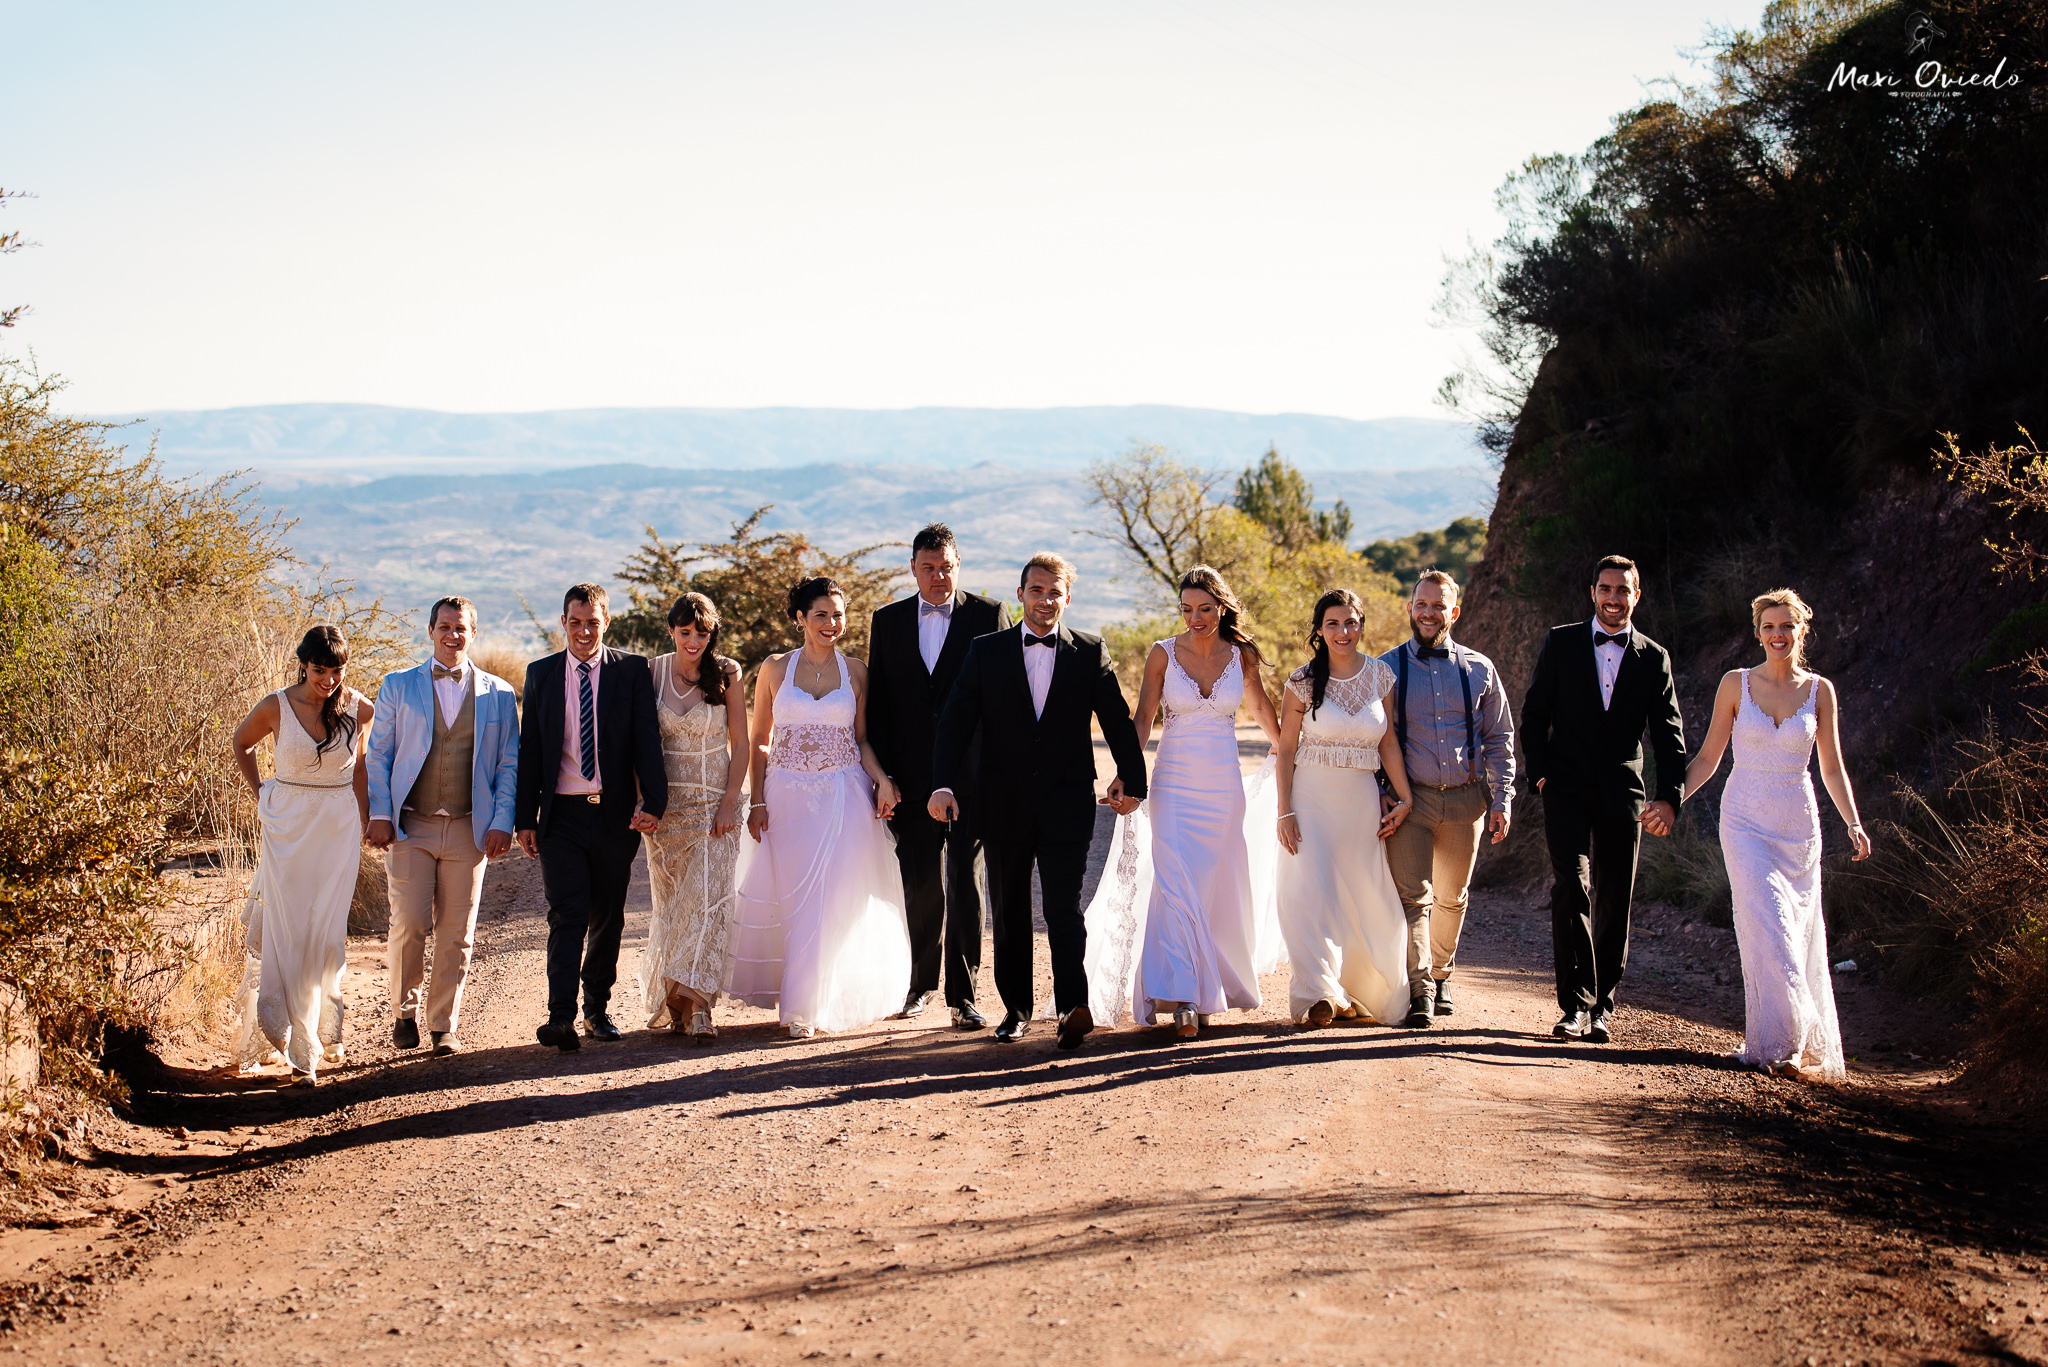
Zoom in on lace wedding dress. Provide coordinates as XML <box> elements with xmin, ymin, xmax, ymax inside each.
<box><xmin>1078</xmin><ymin>641</ymin><xmax>1283</xmax><ymax>1025</ymax></box>
<box><xmin>728</xmin><ymin>652</ymin><xmax>911</xmax><ymax>1032</ymax></box>
<box><xmin>1277</xmin><ymin>660</ymin><xmax>1410</xmax><ymax>1025</ymax></box>
<box><xmin>233</xmin><ymin>690</ymin><xmax>360</xmax><ymax>1079</ymax></box>
<box><xmin>1723</xmin><ymin>669</ymin><xmax>1845</xmax><ymax>1079</ymax></box>
<box><xmin>637</xmin><ymin>654</ymin><xmax>744</xmax><ymax>1028</ymax></box>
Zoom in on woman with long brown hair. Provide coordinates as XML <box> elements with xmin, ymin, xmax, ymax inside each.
<box><xmin>637</xmin><ymin>592</ymin><xmax>751</xmax><ymax>1042</ymax></box>
<box><xmin>229</xmin><ymin>625</ymin><xmax>376</xmax><ymax>1085</ymax></box>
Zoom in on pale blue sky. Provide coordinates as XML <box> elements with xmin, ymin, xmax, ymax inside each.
<box><xmin>1</xmin><ymin>1</ymin><xmax>1746</xmax><ymax>419</ymax></box>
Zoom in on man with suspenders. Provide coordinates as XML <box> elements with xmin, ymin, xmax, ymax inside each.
<box><xmin>1378</xmin><ymin>570</ymin><xmax>1518</xmax><ymax>1028</ymax></box>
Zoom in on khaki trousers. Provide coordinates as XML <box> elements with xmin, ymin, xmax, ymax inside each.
<box><xmin>386</xmin><ymin>813</ymin><xmax>488</xmax><ymax>1033</ymax></box>
<box><xmin>1383</xmin><ymin>779</ymin><xmax>1489</xmax><ymax>998</ymax></box>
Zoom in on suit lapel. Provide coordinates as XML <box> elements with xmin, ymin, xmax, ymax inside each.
<box><xmin>1612</xmin><ymin>632</ymin><xmax>1647</xmax><ymax>715</ymax></box>
<box><xmin>540</xmin><ymin>653</ymin><xmax>568</xmax><ymax>772</ymax></box>
<box><xmin>932</xmin><ymin>592</ymin><xmax>974</xmax><ymax>687</ymax></box>
<box><xmin>1043</xmin><ymin>624</ymin><xmax>1083</xmax><ymax>728</ymax></box>
<box><xmin>1000</xmin><ymin>627</ymin><xmax>1035</xmax><ymax>728</ymax></box>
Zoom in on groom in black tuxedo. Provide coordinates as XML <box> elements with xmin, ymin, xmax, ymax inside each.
<box><xmin>1520</xmin><ymin>555</ymin><xmax>1686</xmax><ymax>1044</ymax></box>
<box><xmin>866</xmin><ymin>523</ymin><xmax>1012</xmax><ymax>1028</ymax></box>
<box><xmin>514</xmin><ymin>583</ymin><xmax>667</xmax><ymax>1052</ymax></box>
<box><xmin>929</xmin><ymin>552</ymin><xmax>1147</xmax><ymax>1049</ymax></box>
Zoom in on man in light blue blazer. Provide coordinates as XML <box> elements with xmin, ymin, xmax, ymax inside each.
<box><xmin>365</xmin><ymin>596</ymin><xmax>520</xmax><ymax>1056</ymax></box>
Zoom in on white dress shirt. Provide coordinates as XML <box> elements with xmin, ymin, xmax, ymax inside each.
<box><xmin>917</xmin><ymin>594</ymin><xmax>953</xmax><ymax>673</ymax></box>
<box><xmin>431</xmin><ymin>658</ymin><xmax>470</xmax><ymax>729</ymax></box>
<box><xmin>1021</xmin><ymin>623</ymin><xmax>1057</xmax><ymax>719</ymax></box>
<box><xmin>1592</xmin><ymin>620</ymin><xmax>1627</xmax><ymax>711</ymax></box>
<box><xmin>557</xmin><ymin>651</ymin><xmax>603</xmax><ymax>795</ymax></box>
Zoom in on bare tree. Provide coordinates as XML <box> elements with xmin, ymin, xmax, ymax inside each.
<box><xmin>1082</xmin><ymin>443</ymin><xmax>1231</xmax><ymax>599</ymax></box>
<box><xmin>1</xmin><ymin>188</ymin><xmax>33</xmax><ymax>329</ymax></box>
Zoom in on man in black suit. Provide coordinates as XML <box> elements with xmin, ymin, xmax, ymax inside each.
<box><xmin>514</xmin><ymin>583</ymin><xmax>668</xmax><ymax>1051</ymax></box>
<box><xmin>1520</xmin><ymin>554</ymin><xmax>1687</xmax><ymax>1045</ymax></box>
<box><xmin>866</xmin><ymin>523</ymin><xmax>1012</xmax><ymax>1029</ymax></box>
<box><xmin>929</xmin><ymin>552</ymin><xmax>1147</xmax><ymax>1049</ymax></box>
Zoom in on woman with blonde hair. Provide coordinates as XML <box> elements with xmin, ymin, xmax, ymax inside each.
<box><xmin>1679</xmin><ymin>587</ymin><xmax>1868</xmax><ymax>1080</ymax></box>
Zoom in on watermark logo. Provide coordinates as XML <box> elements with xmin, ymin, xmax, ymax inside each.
<box><xmin>1904</xmin><ymin>11</ymin><xmax>1946</xmax><ymax>56</ymax></box>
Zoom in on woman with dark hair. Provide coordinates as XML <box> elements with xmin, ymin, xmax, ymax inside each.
<box><xmin>1082</xmin><ymin>566</ymin><xmax>1282</xmax><ymax>1039</ymax></box>
<box><xmin>1273</xmin><ymin>590</ymin><xmax>1414</xmax><ymax>1027</ymax></box>
<box><xmin>229</xmin><ymin>625</ymin><xmax>376</xmax><ymax>1084</ymax></box>
<box><xmin>728</xmin><ymin>578</ymin><xmax>911</xmax><ymax>1038</ymax></box>
<box><xmin>637</xmin><ymin>593</ymin><xmax>751</xmax><ymax>1041</ymax></box>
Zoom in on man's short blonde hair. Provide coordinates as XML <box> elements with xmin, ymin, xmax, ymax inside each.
<box><xmin>1020</xmin><ymin>551</ymin><xmax>1077</xmax><ymax>591</ymax></box>
<box><xmin>1413</xmin><ymin>569</ymin><xmax>1461</xmax><ymax>603</ymax></box>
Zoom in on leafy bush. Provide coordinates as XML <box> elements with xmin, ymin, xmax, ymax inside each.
<box><xmin>1362</xmin><ymin>516</ymin><xmax>1489</xmax><ymax>593</ymax></box>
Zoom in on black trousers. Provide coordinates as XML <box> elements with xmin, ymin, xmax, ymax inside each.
<box><xmin>1543</xmin><ymin>787</ymin><xmax>1642</xmax><ymax>1014</ymax></box>
<box><xmin>890</xmin><ymin>804</ymin><xmax>986</xmax><ymax>1007</ymax></box>
<box><xmin>983</xmin><ymin>828</ymin><xmax>1089</xmax><ymax>1017</ymax></box>
<box><xmin>536</xmin><ymin>799</ymin><xmax>642</xmax><ymax>1022</ymax></box>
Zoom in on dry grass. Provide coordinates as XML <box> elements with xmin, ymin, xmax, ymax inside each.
<box><xmin>469</xmin><ymin>637</ymin><xmax>532</xmax><ymax>700</ymax></box>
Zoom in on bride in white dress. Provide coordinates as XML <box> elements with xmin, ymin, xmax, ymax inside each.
<box><xmin>729</xmin><ymin>577</ymin><xmax>913</xmax><ymax>1037</ymax></box>
<box><xmin>229</xmin><ymin>626</ymin><xmax>375</xmax><ymax>1085</ymax></box>
<box><xmin>1085</xmin><ymin>567</ymin><xmax>1283</xmax><ymax>1039</ymax></box>
<box><xmin>1274</xmin><ymin>589</ymin><xmax>1415</xmax><ymax>1027</ymax></box>
<box><xmin>1680</xmin><ymin>588</ymin><xmax>1868</xmax><ymax>1080</ymax></box>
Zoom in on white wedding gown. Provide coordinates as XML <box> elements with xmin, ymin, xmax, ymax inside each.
<box><xmin>233</xmin><ymin>690</ymin><xmax>360</xmax><ymax>1079</ymax></box>
<box><xmin>727</xmin><ymin>652</ymin><xmax>912</xmax><ymax>1032</ymax></box>
<box><xmin>1722</xmin><ymin>669</ymin><xmax>1846</xmax><ymax>1079</ymax></box>
<box><xmin>1276</xmin><ymin>660</ymin><xmax>1412</xmax><ymax>1024</ymax></box>
<box><xmin>1078</xmin><ymin>641</ymin><xmax>1283</xmax><ymax>1025</ymax></box>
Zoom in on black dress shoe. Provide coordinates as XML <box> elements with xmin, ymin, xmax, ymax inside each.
<box><xmin>1433</xmin><ymin>980</ymin><xmax>1455</xmax><ymax>1017</ymax></box>
<box><xmin>1404</xmin><ymin>994</ymin><xmax>1434</xmax><ymax>1029</ymax></box>
<box><xmin>994</xmin><ymin>1011</ymin><xmax>1029</xmax><ymax>1042</ymax></box>
<box><xmin>896</xmin><ymin>990</ymin><xmax>935</xmax><ymax>1020</ymax></box>
<box><xmin>392</xmin><ymin>1018</ymin><xmax>420</xmax><ymax>1050</ymax></box>
<box><xmin>431</xmin><ymin>1031</ymin><xmax>461</xmax><ymax>1056</ymax></box>
<box><xmin>952</xmin><ymin>1001</ymin><xmax>988</xmax><ymax>1030</ymax></box>
<box><xmin>536</xmin><ymin>1019</ymin><xmax>582</xmax><ymax>1052</ymax></box>
<box><xmin>1056</xmin><ymin>1004</ymin><xmax>1093</xmax><ymax>1051</ymax></box>
<box><xmin>1553</xmin><ymin>1009</ymin><xmax>1590</xmax><ymax>1039</ymax></box>
<box><xmin>1586</xmin><ymin>1009</ymin><xmax>1613</xmax><ymax>1044</ymax></box>
<box><xmin>582</xmin><ymin>1013</ymin><xmax>622</xmax><ymax>1042</ymax></box>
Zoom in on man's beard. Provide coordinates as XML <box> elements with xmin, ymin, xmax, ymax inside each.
<box><xmin>1411</xmin><ymin>620</ymin><xmax>1450</xmax><ymax>649</ymax></box>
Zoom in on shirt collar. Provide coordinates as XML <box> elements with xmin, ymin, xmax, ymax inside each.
<box><xmin>430</xmin><ymin>656</ymin><xmax>468</xmax><ymax>679</ymax></box>
<box><xmin>1022</xmin><ymin>622</ymin><xmax>1057</xmax><ymax>642</ymax></box>
<box><xmin>1591</xmin><ymin>620</ymin><xmax>1631</xmax><ymax>646</ymax></box>
<box><xmin>569</xmin><ymin>648</ymin><xmax>603</xmax><ymax>671</ymax></box>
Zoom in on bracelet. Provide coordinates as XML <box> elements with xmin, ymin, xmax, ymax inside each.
<box><xmin>1277</xmin><ymin>811</ymin><xmax>1296</xmax><ymax>819</ymax></box>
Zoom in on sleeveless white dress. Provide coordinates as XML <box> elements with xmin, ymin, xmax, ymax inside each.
<box><xmin>1278</xmin><ymin>660</ymin><xmax>1410</xmax><ymax>1025</ymax></box>
<box><xmin>233</xmin><ymin>690</ymin><xmax>361</xmax><ymax>1079</ymax></box>
<box><xmin>727</xmin><ymin>652</ymin><xmax>912</xmax><ymax>1032</ymax></box>
<box><xmin>1723</xmin><ymin>669</ymin><xmax>1846</xmax><ymax>1079</ymax></box>
<box><xmin>1076</xmin><ymin>641</ymin><xmax>1284</xmax><ymax>1025</ymax></box>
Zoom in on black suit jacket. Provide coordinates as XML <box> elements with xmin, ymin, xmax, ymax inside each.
<box><xmin>866</xmin><ymin>590</ymin><xmax>1012</xmax><ymax>826</ymax></box>
<box><xmin>515</xmin><ymin>646</ymin><xmax>669</xmax><ymax>838</ymax></box>
<box><xmin>1520</xmin><ymin>621</ymin><xmax>1687</xmax><ymax>814</ymax></box>
<box><xmin>931</xmin><ymin>623</ymin><xmax>1148</xmax><ymax>845</ymax></box>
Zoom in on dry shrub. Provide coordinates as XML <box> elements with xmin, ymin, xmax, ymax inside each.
<box><xmin>469</xmin><ymin>637</ymin><xmax>530</xmax><ymax>700</ymax></box>
<box><xmin>1636</xmin><ymin>819</ymin><xmax>1734</xmax><ymax>924</ymax></box>
<box><xmin>348</xmin><ymin>847</ymin><xmax>390</xmax><ymax>936</ymax></box>
<box><xmin>1843</xmin><ymin>657</ymin><xmax>2048</xmax><ymax>1070</ymax></box>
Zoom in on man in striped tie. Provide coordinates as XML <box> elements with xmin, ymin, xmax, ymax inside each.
<box><xmin>514</xmin><ymin>583</ymin><xmax>668</xmax><ymax>1051</ymax></box>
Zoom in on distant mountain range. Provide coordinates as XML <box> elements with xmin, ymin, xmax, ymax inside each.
<box><xmin>106</xmin><ymin>403</ymin><xmax>1486</xmax><ymax>480</ymax></box>
<box><xmin>102</xmin><ymin>404</ymin><xmax>1494</xmax><ymax>637</ymax></box>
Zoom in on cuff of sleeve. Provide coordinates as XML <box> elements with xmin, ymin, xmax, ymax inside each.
<box><xmin>370</xmin><ymin>811</ymin><xmax>391</xmax><ymax>823</ymax></box>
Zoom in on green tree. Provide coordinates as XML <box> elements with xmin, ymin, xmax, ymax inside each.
<box><xmin>1232</xmin><ymin>445</ymin><xmax>1353</xmax><ymax>549</ymax></box>
<box><xmin>1361</xmin><ymin>516</ymin><xmax>1489</xmax><ymax>592</ymax></box>
<box><xmin>611</xmin><ymin>507</ymin><xmax>902</xmax><ymax>673</ymax></box>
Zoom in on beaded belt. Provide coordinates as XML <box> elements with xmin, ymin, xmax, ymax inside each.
<box><xmin>275</xmin><ymin>778</ymin><xmax>352</xmax><ymax>790</ymax></box>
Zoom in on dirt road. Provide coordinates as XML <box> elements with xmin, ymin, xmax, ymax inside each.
<box><xmin>5</xmin><ymin>832</ymin><xmax>2046</xmax><ymax>1367</ymax></box>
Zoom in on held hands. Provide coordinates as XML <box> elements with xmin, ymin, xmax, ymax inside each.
<box><xmin>1100</xmin><ymin>777</ymin><xmax>1139</xmax><ymax>817</ymax></box>
<box><xmin>874</xmin><ymin>777</ymin><xmax>900</xmax><ymax>821</ymax></box>
<box><xmin>629</xmin><ymin>811</ymin><xmax>661</xmax><ymax>835</ymax></box>
<box><xmin>1638</xmin><ymin>799</ymin><xmax>1676</xmax><ymax>838</ymax></box>
<box><xmin>364</xmin><ymin>818</ymin><xmax>396</xmax><ymax>850</ymax></box>
<box><xmin>1377</xmin><ymin>797</ymin><xmax>1412</xmax><ymax>839</ymax></box>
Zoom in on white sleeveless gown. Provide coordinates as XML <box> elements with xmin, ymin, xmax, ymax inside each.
<box><xmin>727</xmin><ymin>653</ymin><xmax>912</xmax><ymax>1032</ymax></box>
<box><xmin>234</xmin><ymin>690</ymin><xmax>361</xmax><ymax>1078</ymax></box>
<box><xmin>1077</xmin><ymin>641</ymin><xmax>1284</xmax><ymax>1025</ymax></box>
<box><xmin>1722</xmin><ymin>669</ymin><xmax>1845</xmax><ymax>1079</ymax></box>
<box><xmin>1277</xmin><ymin>660</ymin><xmax>1411</xmax><ymax>1025</ymax></box>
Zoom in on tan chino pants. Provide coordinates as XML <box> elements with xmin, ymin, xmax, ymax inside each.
<box><xmin>386</xmin><ymin>813</ymin><xmax>488</xmax><ymax>1033</ymax></box>
<box><xmin>1383</xmin><ymin>779</ymin><xmax>1489</xmax><ymax>999</ymax></box>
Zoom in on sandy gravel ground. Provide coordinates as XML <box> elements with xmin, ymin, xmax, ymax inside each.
<box><xmin>4</xmin><ymin>801</ymin><xmax>2046</xmax><ymax>1366</ymax></box>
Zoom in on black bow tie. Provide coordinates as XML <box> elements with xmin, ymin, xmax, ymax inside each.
<box><xmin>1415</xmin><ymin>645</ymin><xmax>1450</xmax><ymax>660</ymax></box>
<box><xmin>1595</xmin><ymin>630</ymin><xmax>1629</xmax><ymax>647</ymax></box>
<box><xmin>1024</xmin><ymin>633</ymin><xmax>1057</xmax><ymax>648</ymax></box>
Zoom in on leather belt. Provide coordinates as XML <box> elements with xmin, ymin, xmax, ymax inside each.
<box><xmin>582</xmin><ymin>793</ymin><xmax>602</xmax><ymax>805</ymax></box>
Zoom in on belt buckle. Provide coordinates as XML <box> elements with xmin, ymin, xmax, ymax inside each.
<box><xmin>583</xmin><ymin>793</ymin><xmax>602</xmax><ymax>805</ymax></box>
